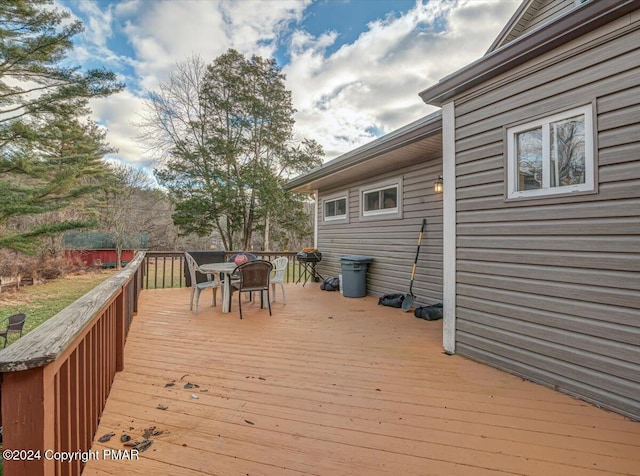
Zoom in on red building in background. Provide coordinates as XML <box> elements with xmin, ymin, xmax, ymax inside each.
<box><xmin>63</xmin><ymin>232</ymin><xmax>147</xmax><ymax>267</ymax></box>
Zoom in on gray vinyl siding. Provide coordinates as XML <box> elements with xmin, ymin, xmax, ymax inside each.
<box><xmin>451</xmin><ymin>20</ymin><xmax>640</xmax><ymax>420</ymax></box>
<box><xmin>315</xmin><ymin>159</ymin><xmax>443</xmax><ymax>307</ymax></box>
<box><xmin>502</xmin><ymin>0</ymin><xmax>575</xmax><ymax>46</ymax></box>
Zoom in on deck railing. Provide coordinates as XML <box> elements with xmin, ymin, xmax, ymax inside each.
<box><xmin>0</xmin><ymin>252</ymin><xmax>145</xmax><ymax>476</ymax></box>
<box><xmin>143</xmin><ymin>251</ymin><xmax>315</xmax><ymax>289</ymax></box>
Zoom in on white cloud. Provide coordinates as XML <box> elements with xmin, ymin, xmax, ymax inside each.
<box><xmin>65</xmin><ymin>0</ymin><xmax>519</xmax><ymax>167</ymax></box>
<box><xmin>283</xmin><ymin>0</ymin><xmax>519</xmax><ymax>158</ymax></box>
<box><xmin>76</xmin><ymin>0</ymin><xmax>114</xmax><ymax>49</ymax></box>
<box><xmin>90</xmin><ymin>90</ymin><xmax>152</xmax><ymax>169</ymax></box>
<box><xmin>120</xmin><ymin>0</ymin><xmax>308</xmax><ymax>90</ymax></box>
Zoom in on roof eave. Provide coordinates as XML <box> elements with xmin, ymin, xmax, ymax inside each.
<box><xmin>420</xmin><ymin>0</ymin><xmax>639</xmax><ymax>107</ymax></box>
<box><xmin>285</xmin><ymin>111</ymin><xmax>442</xmax><ymax>192</ymax></box>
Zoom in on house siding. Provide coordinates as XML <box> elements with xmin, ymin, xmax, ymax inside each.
<box><xmin>502</xmin><ymin>0</ymin><xmax>575</xmax><ymax>46</ymax></box>
<box><xmin>451</xmin><ymin>20</ymin><xmax>640</xmax><ymax>419</ymax></box>
<box><xmin>315</xmin><ymin>159</ymin><xmax>443</xmax><ymax>307</ymax></box>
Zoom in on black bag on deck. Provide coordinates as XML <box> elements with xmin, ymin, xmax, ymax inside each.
<box><xmin>378</xmin><ymin>293</ymin><xmax>405</xmax><ymax>308</ymax></box>
<box><xmin>320</xmin><ymin>277</ymin><xmax>340</xmax><ymax>291</ymax></box>
<box><xmin>414</xmin><ymin>303</ymin><xmax>443</xmax><ymax>321</ymax></box>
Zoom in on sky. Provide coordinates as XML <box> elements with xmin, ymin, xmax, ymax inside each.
<box><xmin>57</xmin><ymin>0</ymin><xmax>520</xmax><ymax>172</ymax></box>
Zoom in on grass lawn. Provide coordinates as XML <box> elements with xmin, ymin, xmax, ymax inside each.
<box><xmin>0</xmin><ymin>269</ymin><xmax>117</xmax><ymax>347</ymax></box>
<box><xmin>0</xmin><ymin>269</ymin><xmax>117</xmax><ymax>475</ymax></box>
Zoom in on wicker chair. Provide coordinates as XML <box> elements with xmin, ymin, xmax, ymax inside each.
<box><xmin>0</xmin><ymin>313</ymin><xmax>27</xmax><ymax>348</ymax></box>
<box><xmin>230</xmin><ymin>260</ymin><xmax>273</xmax><ymax>319</ymax></box>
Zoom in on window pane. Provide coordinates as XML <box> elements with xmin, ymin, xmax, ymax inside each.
<box><xmin>325</xmin><ymin>201</ymin><xmax>335</xmax><ymax>217</ymax></box>
<box><xmin>364</xmin><ymin>191</ymin><xmax>379</xmax><ymax>211</ymax></box>
<box><xmin>382</xmin><ymin>188</ymin><xmax>397</xmax><ymax>209</ymax></box>
<box><xmin>335</xmin><ymin>198</ymin><xmax>346</xmax><ymax>215</ymax></box>
<box><xmin>550</xmin><ymin>114</ymin><xmax>585</xmax><ymax>187</ymax></box>
<box><xmin>516</xmin><ymin>128</ymin><xmax>543</xmax><ymax>191</ymax></box>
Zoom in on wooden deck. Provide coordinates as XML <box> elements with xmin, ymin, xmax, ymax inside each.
<box><xmin>84</xmin><ymin>285</ymin><xmax>640</xmax><ymax>476</ymax></box>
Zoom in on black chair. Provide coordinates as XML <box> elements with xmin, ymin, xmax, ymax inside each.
<box><xmin>230</xmin><ymin>261</ymin><xmax>273</xmax><ymax>319</ymax></box>
<box><xmin>0</xmin><ymin>313</ymin><xmax>27</xmax><ymax>348</ymax></box>
<box><xmin>227</xmin><ymin>252</ymin><xmax>259</xmax><ymax>300</ymax></box>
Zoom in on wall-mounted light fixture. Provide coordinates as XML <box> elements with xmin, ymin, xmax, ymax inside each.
<box><xmin>434</xmin><ymin>175</ymin><xmax>443</xmax><ymax>194</ymax></box>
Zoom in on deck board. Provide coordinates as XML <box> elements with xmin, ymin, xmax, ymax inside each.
<box><xmin>84</xmin><ymin>286</ymin><xmax>640</xmax><ymax>475</ymax></box>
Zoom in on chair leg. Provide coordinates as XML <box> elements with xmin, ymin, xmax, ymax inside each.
<box><xmin>212</xmin><ymin>287</ymin><xmax>217</xmax><ymax>307</ymax></box>
<box><xmin>279</xmin><ymin>282</ymin><xmax>286</xmax><ymax>304</ymax></box>
<box><xmin>194</xmin><ymin>288</ymin><xmax>201</xmax><ymax>314</ymax></box>
<box><xmin>267</xmin><ymin>288</ymin><xmax>272</xmax><ymax>316</ymax></box>
<box><xmin>189</xmin><ymin>288</ymin><xmax>195</xmax><ymax>310</ymax></box>
<box><xmin>238</xmin><ymin>291</ymin><xmax>243</xmax><ymax>319</ymax></box>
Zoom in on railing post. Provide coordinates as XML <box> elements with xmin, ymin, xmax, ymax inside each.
<box><xmin>115</xmin><ymin>289</ymin><xmax>126</xmax><ymax>372</ymax></box>
<box><xmin>1</xmin><ymin>366</ymin><xmax>56</xmax><ymax>476</ymax></box>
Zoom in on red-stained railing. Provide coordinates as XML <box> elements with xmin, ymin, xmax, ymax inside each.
<box><xmin>0</xmin><ymin>252</ymin><xmax>145</xmax><ymax>476</ymax></box>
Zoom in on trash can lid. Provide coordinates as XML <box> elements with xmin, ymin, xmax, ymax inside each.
<box><xmin>339</xmin><ymin>255</ymin><xmax>374</xmax><ymax>263</ymax></box>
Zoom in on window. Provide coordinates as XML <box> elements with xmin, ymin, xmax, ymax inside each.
<box><xmin>507</xmin><ymin>105</ymin><xmax>594</xmax><ymax>199</ymax></box>
<box><xmin>360</xmin><ymin>179</ymin><xmax>402</xmax><ymax>219</ymax></box>
<box><xmin>323</xmin><ymin>196</ymin><xmax>347</xmax><ymax>221</ymax></box>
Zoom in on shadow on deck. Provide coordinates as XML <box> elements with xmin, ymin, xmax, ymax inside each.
<box><xmin>84</xmin><ymin>285</ymin><xmax>639</xmax><ymax>475</ymax></box>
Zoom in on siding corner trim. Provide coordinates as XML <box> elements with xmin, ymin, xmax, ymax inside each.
<box><xmin>442</xmin><ymin>102</ymin><xmax>456</xmax><ymax>354</ymax></box>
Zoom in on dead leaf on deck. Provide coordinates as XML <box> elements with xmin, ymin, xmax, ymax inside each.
<box><xmin>244</xmin><ymin>420</ymin><xmax>255</xmax><ymax>425</ymax></box>
<box><xmin>134</xmin><ymin>440</ymin><xmax>153</xmax><ymax>452</ymax></box>
<box><xmin>156</xmin><ymin>404</ymin><xmax>169</xmax><ymax>410</ymax></box>
<box><xmin>98</xmin><ymin>432</ymin><xmax>115</xmax><ymax>443</ymax></box>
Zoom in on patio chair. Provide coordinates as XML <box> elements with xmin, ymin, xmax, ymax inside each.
<box><xmin>227</xmin><ymin>252</ymin><xmax>258</xmax><ymax>300</ymax></box>
<box><xmin>270</xmin><ymin>256</ymin><xmax>288</xmax><ymax>303</ymax></box>
<box><xmin>230</xmin><ymin>260</ymin><xmax>273</xmax><ymax>319</ymax></box>
<box><xmin>184</xmin><ymin>252</ymin><xmax>222</xmax><ymax>314</ymax></box>
<box><xmin>0</xmin><ymin>313</ymin><xmax>27</xmax><ymax>348</ymax></box>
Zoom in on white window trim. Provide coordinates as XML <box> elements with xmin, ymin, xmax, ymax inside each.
<box><xmin>506</xmin><ymin>104</ymin><xmax>595</xmax><ymax>200</ymax></box>
<box><xmin>359</xmin><ymin>178</ymin><xmax>402</xmax><ymax>220</ymax></box>
<box><xmin>322</xmin><ymin>193</ymin><xmax>348</xmax><ymax>223</ymax></box>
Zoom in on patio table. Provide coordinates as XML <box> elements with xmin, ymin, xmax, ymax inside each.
<box><xmin>199</xmin><ymin>262</ymin><xmax>237</xmax><ymax>313</ymax></box>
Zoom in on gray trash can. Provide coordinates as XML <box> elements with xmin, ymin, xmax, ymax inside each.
<box><xmin>339</xmin><ymin>255</ymin><xmax>374</xmax><ymax>298</ymax></box>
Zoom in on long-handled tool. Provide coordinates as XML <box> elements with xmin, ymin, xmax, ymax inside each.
<box><xmin>402</xmin><ymin>218</ymin><xmax>426</xmax><ymax>312</ymax></box>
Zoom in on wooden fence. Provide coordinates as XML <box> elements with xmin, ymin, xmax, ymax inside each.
<box><xmin>0</xmin><ymin>252</ymin><xmax>145</xmax><ymax>476</ymax></box>
<box><xmin>143</xmin><ymin>251</ymin><xmax>315</xmax><ymax>289</ymax></box>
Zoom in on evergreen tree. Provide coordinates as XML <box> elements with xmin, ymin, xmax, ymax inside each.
<box><xmin>0</xmin><ymin>0</ymin><xmax>123</xmax><ymax>252</ymax></box>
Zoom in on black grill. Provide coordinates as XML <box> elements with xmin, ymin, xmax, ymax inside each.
<box><xmin>296</xmin><ymin>250</ymin><xmax>322</xmax><ymax>263</ymax></box>
<box><xmin>296</xmin><ymin>250</ymin><xmax>323</xmax><ymax>285</ymax></box>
